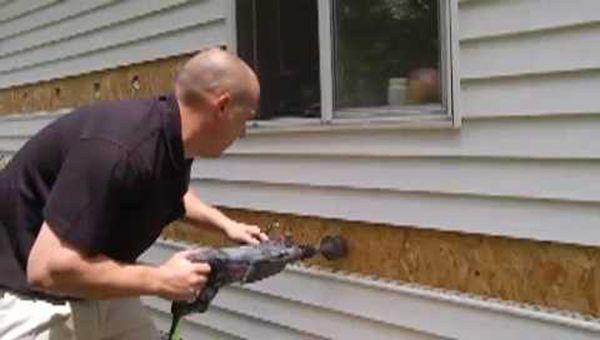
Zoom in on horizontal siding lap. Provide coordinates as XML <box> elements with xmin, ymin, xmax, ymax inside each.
<box><xmin>145</xmin><ymin>297</ymin><xmax>321</xmax><ymax>340</ymax></box>
<box><xmin>461</xmin><ymin>71</ymin><xmax>600</xmax><ymax>117</ymax></box>
<box><xmin>0</xmin><ymin>0</ymin><xmax>114</xmax><ymax>42</ymax></box>
<box><xmin>0</xmin><ymin>0</ymin><xmax>56</xmax><ymax>24</ymax></box>
<box><xmin>144</xmin><ymin>292</ymin><xmax>425</xmax><ymax>340</ymax></box>
<box><xmin>0</xmin><ymin>0</ymin><xmax>224</xmax><ymax>74</ymax></box>
<box><xmin>0</xmin><ymin>0</ymin><xmax>188</xmax><ymax>58</ymax></box>
<box><xmin>212</xmin><ymin>285</ymin><xmax>437</xmax><ymax>339</ymax></box>
<box><xmin>0</xmin><ymin>137</ymin><xmax>27</xmax><ymax>153</ymax></box>
<box><xmin>193</xmin><ymin>156</ymin><xmax>600</xmax><ymax>203</ymax></box>
<box><xmin>461</xmin><ymin>23</ymin><xmax>600</xmax><ymax>79</ymax></box>
<box><xmin>0</xmin><ymin>114</ymin><xmax>62</xmax><ymax>136</ymax></box>
<box><xmin>459</xmin><ymin>0</ymin><xmax>600</xmax><ymax>41</ymax></box>
<box><xmin>459</xmin><ymin>1</ymin><xmax>600</xmax><ymax>119</ymax></box>
<box><xmin>0</xmin><ymin>18</ymin><xmax>227</xmax><ymax>89</ymax></box>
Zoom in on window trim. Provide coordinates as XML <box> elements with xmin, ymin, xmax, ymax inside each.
<box><xmin>448</xmin><ymin>0</ymin><xmax>461</xmax><ymax>127</ymax></box>
<box><xmin>318</xmin><ymin>0</ymin><xmax>334</xmax><ymax>123</ymax></box>
<box><xmin>231</xmin><ymin>0</ymin><xmax>460</xmax><ymax>131</ymax></box>
<box><xmin>244</xmin><ymin>113</ymin><xmax>451</xmax><ymax>135</ymax></box>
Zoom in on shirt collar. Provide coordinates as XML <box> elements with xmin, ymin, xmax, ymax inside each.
<box><xmin>158</xmin><ymin>93</ymin><xmax>191</xmax><ymax>170</ymax></box>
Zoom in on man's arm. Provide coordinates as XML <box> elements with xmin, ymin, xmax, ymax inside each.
<box><xmin>182</xmin><ymin>188</ymin><xmax>268</xmax><ymax>245</ymax></box>
<box><xmin>27</xmin><ymin>222</ymin><xmax>210</xmax><ymax>301</ymax></box>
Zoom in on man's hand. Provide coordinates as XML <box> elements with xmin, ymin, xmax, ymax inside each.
<box><xmin>27</xmin><ymin>222</ymin><xmax>208</xmax><ymax>300</ymax></box>
<box><xmin>156</xmin><ymin>250</ymin><xmax>211</xmax><ymax>301</ymax></box>
<box><xmin>182</xmin><ymin>188</ymin><xmax>268</xmax><ymax>245</ymax></box>
<box><xmin>222</xmin><ymin>221</ymin><xmax>269</xmax><ymax>245</ymax></box>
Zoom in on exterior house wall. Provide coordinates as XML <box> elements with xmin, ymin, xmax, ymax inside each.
<box><xmin>0</xmin><ymin>0</ymin><xmax>233</xmax><ymax>89</ymax></box>
<box><xmin>194</xmin><ymin>0</ymin><xmax>600</xmax><ymax>246</ymax></box>
<box><xmin>0</xmin><ymin>0</ymin><xmax>599</xmax><ymax>338</ymax></box>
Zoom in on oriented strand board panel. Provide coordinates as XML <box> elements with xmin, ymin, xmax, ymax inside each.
<box><xmin>0</xmin><ymin>54</ymin><xmax>193</xmax><ymax>115</ymax></box>
<box><xmin>163</xmin><ymin>208</ymin><xmax>600</xmax><ymax>318</ymax></box>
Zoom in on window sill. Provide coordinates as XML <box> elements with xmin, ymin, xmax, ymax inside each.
<box><xmin>245</xmin><ymin>114</ymin><xmax>455</xmax><ymax>135</ymax></box>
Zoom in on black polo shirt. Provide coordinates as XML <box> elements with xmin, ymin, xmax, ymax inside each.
<box><xmin>0</xmin><ymin>94</ymin><xmax>192</xmax><ymax>299</ymax></box>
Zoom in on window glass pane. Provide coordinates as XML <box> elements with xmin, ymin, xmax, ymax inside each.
<box><xmin>333</xmin><ymin>0</ymin><xmax>441</xmax><ymax>114</ymax></box>
<box><xmin>236</xmin><ymin>0</ymin><xmax>320</xmax><ymax>119</ymax></box>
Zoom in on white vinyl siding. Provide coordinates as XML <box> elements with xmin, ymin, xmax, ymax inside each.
<box><xmin>0</xmin><ymin>0</ymin><xmax>232</xmax><ymax>89</ymax></box>
<box><xmin>0</xmin><ymin>1</ymin><xmax>114</xmax><ymax>41</ymax></box>
<box><xmin>0</xmin><ymin>0</ymin><xmax>57</xmax><ymax>24</ymax></box>
<box><xmin>139</xmin><ymin>240</ymin><xmax>600</xmax><ymax>340</ymax></box>
<box><xmin>459</xmin><ymin>0</ymin><xmax>600</xmax><ymax>41</ymax></box>
<box><xmin>459</xmin><ymin>0</ymin><xmax>600</xmax><ymax>117</ymax></box>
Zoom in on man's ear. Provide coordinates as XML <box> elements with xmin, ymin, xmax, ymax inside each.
<box><xmin>215</xmin><ymin>93</ymin><xmax>232</xmax><ymax>118</ymax></box>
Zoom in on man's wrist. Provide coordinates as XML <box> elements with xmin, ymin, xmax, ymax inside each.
<box><xmin>140</xmin><ymin>266</ymin><xmax>164</xmax><ymax>296</ymax></box>
<box><xmin>204</xmin><ymin>214</ymin><xmax>230</xmax><ymax>234</ymax></box>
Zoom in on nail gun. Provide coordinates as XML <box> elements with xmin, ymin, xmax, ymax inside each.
<box><xmin>165</xmin><ymin>235</ymin><xmax>348</xmax><ymax>340</ymax></box>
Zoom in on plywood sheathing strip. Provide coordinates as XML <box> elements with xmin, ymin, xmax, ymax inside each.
<box><xmin>163</xmin><ymin>208</ymin><xmax>600</xmax><ymax>318</ymax></box>
<box><xmin>0</xmin><ymin>54</ymin><xmax>193</xmax><ymax>115</ymax></box>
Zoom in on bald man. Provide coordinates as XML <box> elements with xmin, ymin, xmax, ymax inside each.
<box><xmin>0</xmin><ymin>49</ymin><xmax>266</xmax><ymax>339</ymax></box>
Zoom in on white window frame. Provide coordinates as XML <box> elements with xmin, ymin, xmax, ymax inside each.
<box><xmin>229</xmin><ymin>0</ymin><xmax>460</xmax><ymax>131</ymax></box>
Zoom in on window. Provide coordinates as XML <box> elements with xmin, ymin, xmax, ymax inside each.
<box><xmin>235</xmin><ymin>0</ymin><xmax>454</xmax><ymax>124</ymax></box>
<box><xmin>236</xmin><ymin>0</ymin><xmax>321</xmax><ymax>119</ymax></box>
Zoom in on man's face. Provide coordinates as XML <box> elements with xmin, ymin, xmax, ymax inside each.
<box><xmin>209</xmin><ymin>89</ymin><xmax>258</xmax><ymax>157</ymax></box>
<box><xmin>223</xmin><ymin>104</ymin><xmax>255</xmax><ymax>147</ymax></box>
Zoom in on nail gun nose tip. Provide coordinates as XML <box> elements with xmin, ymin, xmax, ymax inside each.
<box><xmin>299</xmin><ymin>245</ymin><xmax>317</xmax><ymax>259</ymax></box>
<box><xmin>319</xmin><ymin>235</ymin><xmax>348</xmax><ymax>260</ymax></box>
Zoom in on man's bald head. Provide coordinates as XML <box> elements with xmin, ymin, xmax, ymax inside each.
<box><xmin>174</xmin><ymin>49</ymin><xmax>260</xmax><ymax>158</ymax></box>
<box><xmin>175</xmin><ymin>48</ymin><xmax>259</xmax><ymax>111</ymax></box>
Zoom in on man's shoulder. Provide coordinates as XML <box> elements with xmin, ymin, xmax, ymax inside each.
<box><xmin>79</xmin><ymin>96</ymin><xmax>155</xmax><ymax>116</ymax></box>
<box><xmin>73</xmin><ymin>96</ymin><xmax>163</xmax><ymax>150</ymax></box>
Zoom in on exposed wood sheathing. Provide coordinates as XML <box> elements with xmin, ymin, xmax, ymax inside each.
<box><xmin>163</xmin><ymin>208</ymin><xmax>600</xmax><ymax>318</ymax></box>
<box><xmin>0</xmin><ymin>54</ymin><xmax>193</xmax><ymax>115</ymax></box>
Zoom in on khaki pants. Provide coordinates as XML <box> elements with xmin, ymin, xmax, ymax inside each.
<box><xmin>0</xmin><ymin>290</ymin><xmax>160</xmax><ymax>340</ymax></box>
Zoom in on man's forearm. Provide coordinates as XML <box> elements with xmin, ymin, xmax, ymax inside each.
<box><xmin>181</xmin><ymin>188</ymin><xmax>267</xmax><ymax>244</ymax></box>
<box><xmin>27</xmin><ymin>222</ymin><xmax>163</xmax><ymax>299</ymax></box>
<box><xmin>42</xmin><ymin>254</ymin><xmax>162</xmax><ymax>299</ymax></box>
<box><xmin>182</xmin><ymin>188</ymin><xmax>231</xmax><ymax>230</ymax></box>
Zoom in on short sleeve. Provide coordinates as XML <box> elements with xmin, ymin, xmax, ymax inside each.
<box><xmin>43</xmin><ymin>139</ymin><xmax>127</xmax><ymax>254</ymax></box>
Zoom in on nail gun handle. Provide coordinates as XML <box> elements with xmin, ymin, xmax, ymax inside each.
<box><xmin>170</xmin><ymin>257</ymin><xmax>226</xmax><ymax>318</ymax></box>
